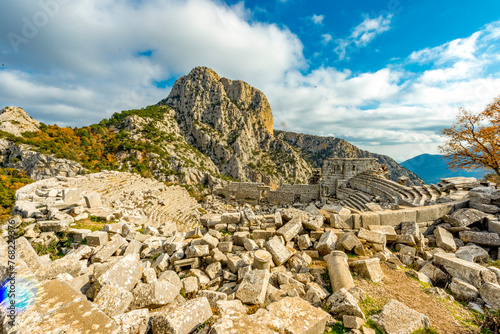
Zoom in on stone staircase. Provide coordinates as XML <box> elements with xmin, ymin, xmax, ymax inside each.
<box><xmin>338</xmin><ymin>188</ymin><xmax>373</xmax><ymax>211</ymax></box>
<box><xmin>53</xmin><ymin>171</ymin><xmax>200</xmax><ymax>230</ymax></box>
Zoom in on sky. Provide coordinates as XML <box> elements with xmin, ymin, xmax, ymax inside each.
<box><xmin>1</xmin><ymin>0</ymin><xmax>500</xmax><ymax>162</ymax></box>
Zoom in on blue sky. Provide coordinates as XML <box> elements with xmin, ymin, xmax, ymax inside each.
<box><xmin>1</xmin><ymin>0</ymin><xmax>500</xmax><ymax>161</ymax></box>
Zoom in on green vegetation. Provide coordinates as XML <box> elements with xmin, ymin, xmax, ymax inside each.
<box><xmin>31</xmin><ymin>232</ymin><xmax>74</xmax><ymax>260</ymax></box>
<box><xmin>478</xmin><ymin>309</ymin><xmax>500</xmax><ymax>334</ymax></box>
<box><xmin>71</xmin><ymin>218</ymin><xmax>107</xmax><ymax>232</ymax></box>
<box><xmin>412</xmin><ymin>328</ymin><xmax>440</xmax><ymax>334</ymax></box>
<box><xmin>0</xmin><ymin>168</ymin><xmax>33</xmax><ymax>222</ymax></box>
<box><xmin>360</xmin><ymin>295</ymin><xmax>387</xmax><ymax>318</ymax></box>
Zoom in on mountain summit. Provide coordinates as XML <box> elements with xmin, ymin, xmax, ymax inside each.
<box><xmin>159</xmin><ymin>66</ymin><xmax>311</xmax><ymax>185</ymax></box>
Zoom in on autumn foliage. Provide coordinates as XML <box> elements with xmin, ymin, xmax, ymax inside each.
<box><xmin>0</xmin><ymin>168</ymin><xmax>33</xmax><ymax>222</ymax></box>
<box><xmin>440</xmin><ymin>96</ymin><xmax>500</xmax><ymax>177</ymax></box>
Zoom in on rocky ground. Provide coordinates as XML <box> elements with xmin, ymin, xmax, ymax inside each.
<box><xmin>0</xmin><ymin>171</ymin><xmax>499</xmax><ymax>334</ymax></box>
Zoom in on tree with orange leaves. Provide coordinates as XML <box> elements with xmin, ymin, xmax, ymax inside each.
<box><xmin>440</xmin><ymin>96</ymin><xmax>500</xmax><ymax>176</ymax></box>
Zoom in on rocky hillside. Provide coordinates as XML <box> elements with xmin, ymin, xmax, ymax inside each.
<box><xmin>158</xmin><ymin>66</ymin><xmax>311</xmax><ymax>186</ymax></box>
<box><xmin>276</xmin><ymin>130</ymin><xmax>424</xmax><ymax>186</ymax></box>
<box><xmin>0</xmin><ymin>66</ymin><xmax>421</xmax><ymax>188</ymax></box>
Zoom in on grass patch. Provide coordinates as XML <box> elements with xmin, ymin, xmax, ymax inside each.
<box><xmin>412</xmin><ymin>327</ymin><xmax>440</xmax><ymax>334</ymax></box>
<box><xmin>320</xmin><ymin>272</ymin><xmax>333</xmax><ymax>294</ymax></box>
<box><xmin>477</xmin><ymin>309</ymin><xmax>500</xmax><ymax>334</ymax></box>
<box><xmin>360</xmin><ymin>295</ymin><xmax>388</xmax><ymax>318</ymax></box>
<box><xmin>71</xmin><ymin>218</ymin><xmax>106</xmax><ymax>232</ymax></box>
<box><xmin>324</xmin><ymin>321</ymin><xmax>348</xmax><ymax>333</ymax></box>
<box><xmin>32</xmin><ymin>234</ymin><xmax>74</xmax><ymax>260</ymax></box>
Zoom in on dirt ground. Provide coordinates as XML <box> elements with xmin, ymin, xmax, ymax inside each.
<box><xmin>354</xmin><ymin>264</ymin><xmax>479</xmax><ymax>334</ymax></box>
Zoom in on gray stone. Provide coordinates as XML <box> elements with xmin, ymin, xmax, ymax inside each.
<box><xmin>434</xmin><ymin>227</ymin><xmax>456</xmax><ymax>252</ymax></box>
<box><xmin>479</xmin><ymin>282</ymin><xmax>500</xmax><ymax>310</ymax></box>
<box><xmin>449</xmin><ymin>278</ymin><xmax>479</xmax><ymax>302</ymax></box>
<box><xmin>62</xmin><ymin>188</ymin><xmax>82</xmax><ymax>203</ymax></box>
<box><xmin>132</xmin><ymin>280</ymin><xmax>180</xmax><ymax>309</ymax></box>
<box><xmin>265</xmin><ymin>237</ymin><xmax>292</xmax><ymax>266</ymax></box>
<box><xmin>87</xmin><ymin>231</ymin><xmax>109</xmax><ymax>246</ymax></box>
<box><xmin>236</xmin><ymin>269</ymin><xmax>270</xmax><ymax>305</ymax></box>
<box><xmin>326</xmin><ymin>288</ymin><xmax>364</xmax><ymax>319</ymax></box>
<box><xmin>97</xmin><ymin>254</ymin><xmax>143</xmax><ymax>292</ymax></box>
<box><xmin>459</xmin><ymin>231</ymin><xmax>500</xmax><ymax>247</ymax></box>
<box><xmin>325</xmin><ymin>251</ymin><xmax>355</xmax><ymax>293</ymax></box>
<box><xmin>276</xmin><ymin>218</ymin><xmax>302</xmax><ymax>242</ymax></box>
<box><xmin>434</xmin><ymin>253</ymin><xmax>497</xmax><ymax>289</ymax></box>
<box><xmin>349</xmin><ymin>258</ymin><xmax>384</xmax><ymax>282</ymax></box>
<box><xmin>370</xmin><ymin>299</ymin><xmax>430</xmax><ymax>334</ymax></box>
<box><xmin>357</xmin><ymin>229</ymin><xmax>385</xmax><ymax>246</ymax></box>
<box><xmin>92</xmin><ymin>235</ymin><xmax>127</xmax><ymax>263</ymax></box>
<box><xmin>315</xmin><ymin>230</ymin><xmax>338</xmax><ymax>256</ymax></box>
<box><xmin>94</xmin><ymin>284</ymin><xmax>133</xmax><ymax>317</ymax></box>
<box><xmin>113</xmin><ymin>309</ymin><xmax>150</xmax><ymax>334</ymax></box>
<box><xmin>455</xmin><ymin>245</ymin><xmax>489</xmax><ymax>263</ymax></box>
<box><xmin>84</xmin><ymin>191</ymin><xmax>103</xmax><ymax>208</ymax></box>
<box><xmin>150</xmin><ymin>297</ymin><xmax>213</xmax><ymax>334</ymax></box>
<box><xmin>443</xmin><ymin>208</ymin><xmax>488</xmax><ymax>227</ymax></box>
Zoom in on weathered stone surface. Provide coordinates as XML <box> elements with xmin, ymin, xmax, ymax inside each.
<box><xmin>37</xmin><ymin>220</ymin><xmax>70</xmax><ymax>232</ymax></box>
<box><xmin>132</xmin><ymin>280</ymin><xmax>179</xmax><ymax>309</ymax></box>
<box><xmin>443</xmin><ymin>208</ymin><xmax>488</xmax><ymax>227</ymax></box>
<box><xmin>419</xmin><ymin>263</ymin><xmax>447</xmax><ymax>284</ymax></box>
<box><xmin>401</xmin><ymin>221</ymin><xmax>419</xmax><ymax>237</ymax></box>
<box><xmin>326</xmin><ymin>288</ymin><xmax>364</xmax><ymax>319</ymax></box>
<box><xmin>197</xmin><ymin>290</ymin><xmax>228</xmax><ymax>308</ymax></box>
<box><xmin>97</xmin><ymin>254</ymin><xmax>143</xmax><ymax>292</ymax></box>
<box><xmin>458</xmin><ymin>231</ymin><xmax>500</xmax><ymax>247</ymax></box>
<box><xmin>150</xmin><ymin>297</ymin><xmax>213</xmax><ymax>334</ymax></box>
<box><xmin>277</xmin><ymin>218</ymin><xmax>302</xmax><ymax>242</ymax></box>
<box><xmin>92</xmin><ymin>235</ymin><xmax>127</xmax><ymax>263</ymax></box>
<box><xmin>8</xmin><ymin>278</ymin><xmax>119</xmax><ymax>334</ymax></box>
<box><xmin>315</xmin><ymin>230</ymin><xmax>338</xmax><ymax>256</ymax></box>
<box><xmin>455</xmin><ymin>245</ymin><xmax>489</xmax><ymax>263</ymax></box>
<box><xmin>357</xmin><ymin>229</ymin><xmax>385</xmax><ymax>245</ymax></box>
<box><xmin>370</xmin><ymin>299</ymin><xmax>430</xmax><ymax>334</ymax></box>
<box><xmin>449</xmin><ymin>278</ymin><xmax>479</xmax><ymax>302</ymax></box>
<box><xmin>94</xmin><ymin>285</ymin><xmax>133</xmax><ymax>317</ymax></box>
<box><xmin>349</xmin><ymin>258</ymin><xmax>384</xmax><ymax>282</ymax></box>
<box><xmin>113</xmin><ymin>309</ymin><xmax>150</xmax><ymax>334</ymax></box>
<box><xmin>236</xmin><ymin>269</ymin><xmax>270</xmax><ymax>305</ymax></box>
<box><xmin>265</xmin><ymin>237</ymin><xmax>292</xmax><ymax>266</ymax></box>
<box><xmin>343</xmin><ymin>315</ymin><xmax>365</xmax><ymax>330</ymax></box>
<box><xmin>339</xmin><ymin>232</ymin><xmax>362</xmax><ymax>251</ymax></box>
<box><xmin>479</xmin><ymin>282</ymin><xmax>500</xmax><ymax>310</ymax></box>
<box><xmin>434</xmin><ymin>227</ymin><xmax>456</xmax><ymax>252</ymax></box>
<box><xmin>434</xmin><ymin>253</ymin><xmax>497</xmax><ymax>289</ymax></box>
<box><xmin>210</xmin><ymin>305</ymin><xmax>275</xmax><ymax>334</ymax></box>
<box><xmin>87</xmin><ymin>231</ymin><xmax>109</xmax><ymax>246</ymax></box>
<box><xmin>85</xmin><ymin>191</ymin><xmax>103</xmax><ymax>208</ymax></box>
<box><xmin>325</xmin><ymin>251</ymin><xmax>355</xmax><ymax>293</ymax></box>
<box><xmin>186</xmin><ymin>244</ymin><xmax>210</xmax><ymax>258</ymax></box>
<box><xmin>266</xmin><ymin>296</ymin><xmax>329</xmax><ymax>334</ymax></box>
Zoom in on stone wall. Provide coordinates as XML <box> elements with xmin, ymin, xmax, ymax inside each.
<box><xmin>322</xmin><ymin>158</ymin><xmax>379</xmax><ymax>196</ymax></box>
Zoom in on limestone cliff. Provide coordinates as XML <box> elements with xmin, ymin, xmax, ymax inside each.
<box><xmin>0</xmin><ymin>107</ymin><xmax>40</xmax><ymax>137</ymax></box>
<box><xmin>159</xmin><ymin>66</ymin><xmax>311</xmax><ymax>185</ymax></box>
<box><xmin>275</xmin><ymin>130</ymin><xmax>424</xmax><ymax>186</ymax></box>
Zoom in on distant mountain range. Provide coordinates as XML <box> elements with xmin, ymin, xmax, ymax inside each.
<box><xmin>400</xmin><ymin>154</ymin><xmax>488</xmax><ymax>184</ymax></box>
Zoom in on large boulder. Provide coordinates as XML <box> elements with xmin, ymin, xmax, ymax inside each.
<box><xmin>370</xmin><ymin>299</ymin><xmax>430</xmax><ymax>334</ymax></box>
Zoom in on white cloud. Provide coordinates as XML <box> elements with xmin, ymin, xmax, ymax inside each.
<box><xmin>321</xmin><ymin>34</ymin><xmax>332</xmax><ymax>45</ymax></box>
<box><xmin>311</xmin><ymin>14</ymin><xmax>324</xmax><ymax>25</ymax></box>
<box><xmin>0</xmin><ymin>1</ymin><xmax>499</xmax><ymax>163</ymax></box>
<box><xmin>334</xmin><ymin>13</ymin><xmax>393</xmax><ymax>60</ymax></box>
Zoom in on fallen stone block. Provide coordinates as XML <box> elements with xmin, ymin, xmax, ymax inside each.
<box><xmin>343</xmin><ymin>315</ymin><xmax>365</xmax><ymax>330</ymax></box>
<box><xmin>315</xmin><ymin>230</ymin><xmax>338</xmax><ymax>256</ymax></box>
<box><xmin>325</xmin><ymin>251</ymin><xmax>355</xmax><ymax>293</ymax></box>
<box><xmin>339</xmin><ymin>232</ymin><xmax>362</xmax><ymax>251</ymax></box>
<box><xmin>326</xmin><ymin>288</ymin><xmax>364</xmax><ymax>319</ymax></box>
<box><xmin>94</xmin><ymin>284</ymin><xmax>133</xmax><ymax>317</ymax></box>
<box><xmin>370</xmin><ymin>299</ymin><xmax>430</xmax><ymax>334</ymax></box>
<box><xmin>132</xmin><ymin>280</ymin><xmax>180</xmax><ymax>309</ymax></box>
<box><xmin>349</xmin><ymin>258</ymin><xmax>384</xmax><ymax>282</ymax></box>
<box><xmin>37</xmin><ymin>220</ymin><xmax>70</xmax><ymax>232</ymax></box>
<box><xmin>277</xmin><ymin>218</ymin><xmax>302</xmax><ymax>242</ymax></box>
<box><xmin>87</xmin><ymin>231</ymin><xmax>109</xmax><ymax>246</ymax></box>
<box><xmin>455</xmin><ymin>245</ymin><xmax>489</xmax><ymax>263</ymax></box>
<box><xmin>150</xmin><ymin>297</ymin><xmax>213</xmax><ymax>334</ymax></box>
<box><xmin>419</xmin><ymin>263</ymin><xmax>447</xmax><ymax>285</ymax></box>
<box><xmin>92</xmin><ymin>235</ymin><xmax>127</xmax><ymax>263</ymax></box>
<box><xmin>113</xmin><ymin>309</ymin><xmax>150</xmax><ymax>334</ymax></box>
<box><xmin>443</xmin><ymin>208</ymin><xmax>489</xmax><ymax>227</ymax></box>
<box><xmin>85</xmin><ymin>191</ymin><xmax>103</xmax><ymax>208</ymax></box>
<box><xmin>434</xmin><ymin>253</ymin><xmax>497</xmax><ymax>289</ymax></box>
<box><xmin>449</xmin><ymin>278</ymin><xmax>479</xmax><ymax>302</ymax></box>
<box><xmin>96</xmin><ymin>254</ymin><xmax>143</xmax><ymax>292</ymax></box>
<box><xmin>479</xmin><ymin>282</ymin><xmax>500</xmax><ymax>310</ymax></box>
<box><xmin>357</xmin><ymin>229</ymin><xmax>385</xmax><ymax>246</ymax></box>
<box><xmin>433</xmin><ymin>226</ymin><xmax>456</xmax><ymax>252</ymax></box>
<box><xmin>236</xmin><ymin>269</ymin><xmax>270</xmax><ymax>305</ymax></box>
<box><xmin>266</xmin><ymin>296</ymin><xmax>330</xmax><ymax>334</ymax></box>
<box><xmin>265</xmin><ymin>236</ymin><xmax>292</xmax><ymax>266</ymax></box>
<box><xmin>458</xmin><ymin>231</ymin><xmax>500</xmax><ymax>247</ymax></box>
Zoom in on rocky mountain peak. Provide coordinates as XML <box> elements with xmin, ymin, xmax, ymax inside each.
<box><xmin>0</xmin><ymin>106</ymin><xmax>40</xmax><ymax>137</ymax></box>
<box><xmin>161</xmin><ymin>66</ymin><xmax>273</xmax><ymax>136</ymax></box>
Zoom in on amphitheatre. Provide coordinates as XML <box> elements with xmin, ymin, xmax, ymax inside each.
<box><xmin>0</xmin><ymin>67</ymin><xmax>499</xmax><ymax>334</ymax></box>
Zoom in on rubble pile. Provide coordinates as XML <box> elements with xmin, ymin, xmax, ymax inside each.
<box><xmin>0</xmin><ymin>172</ymin><xmax>499</xmax><ymax>334</ymax></box>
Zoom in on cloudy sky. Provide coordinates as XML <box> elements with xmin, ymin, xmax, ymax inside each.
<box><xmin>1</xmin><ymin>0</ymin><xmax>500</xmax><ymax>161</ymax></box>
